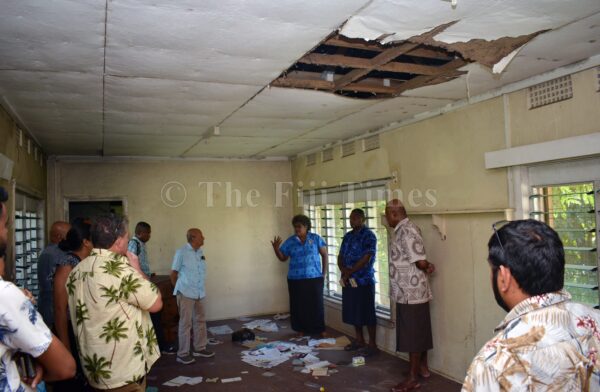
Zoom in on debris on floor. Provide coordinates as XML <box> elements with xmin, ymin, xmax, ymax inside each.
<box><xmin>352</xmin><ymin>356</ymin><xmax>366</xmax><ymax>367</ymax></box>
<box><xmin>243</xmin><ymin>318</ymin><xmax>279</xmax><ymax>332</ymax></box>
<box><xmin>205</xmin><ymin>378</ymin><xmax>219</xmax><ymax>383</ymax></box>
<box><xmin>208</xmin><ymin>324</ymin><xmax>234</xmax><ymax>335</ymax></box>
<box><xmin>162</xmin><ymin>376</ymin><xmax>203</xmax><ymax>387</ymax></box>
<box><xmin>273</xmin><ymin>313</ymin><xmax>290</xmax><ymax>320</ymax></box>
<box><xmin>221</xmin><ymin>377</ymin><xmax>242</xmax><ymax>383</ymax></box>
<box><xmin>262</xmin><ymin>371</ymin><xmax>276</xmax><ymax>377</ymax></box>
<box><xmin>207</xmin><ymin>337</ymin><xmax>223</xmax><ymax>345</ymax></box>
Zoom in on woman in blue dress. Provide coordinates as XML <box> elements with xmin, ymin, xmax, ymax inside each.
<box><xmin>271</xmin><ymin>214</ymin><xmax>328</xmax><ymax>336</ymax></box>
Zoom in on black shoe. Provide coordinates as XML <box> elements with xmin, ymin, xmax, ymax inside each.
<box><xmin>161</xmin><ymin>345</ymin><xmax>177</xmax><ymax>355</ymax></box>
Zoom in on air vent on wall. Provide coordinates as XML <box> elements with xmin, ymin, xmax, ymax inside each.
<box><xmin>528</xmin><ymin>75</ymin><xmax>573</xmax><ymax>109</ymax></box>
<box><xmin>596</xmin><ymin>66</ymin><xmax>600</xmax><ymax>92</ymax></box>
<box><xmin>362</xmin><ymin>134</ymin><xmax>380</xmax><ymax>152</ymax></box>
<box><xmin>306</xmin><ymin>153</ymin><xmax>316</xmax><ymax>166</ymax></box>
<box><xmin>341</xmin><ymin>141</ymin><xmax>356</xmax><ymax>157</ymax></box>
<box><xmin>322</xmin><ymin>148</ymin><xmax>334</xmax><ymax>162</ymax></box>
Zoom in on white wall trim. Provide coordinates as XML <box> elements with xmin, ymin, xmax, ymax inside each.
<box><xmin>485</xmin><ymin>132</ymin><xmax>600</xmax><ymax>169</ymax></box>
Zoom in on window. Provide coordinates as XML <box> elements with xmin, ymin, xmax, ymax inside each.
<box><xmin>14</xmin><ymin>192</ymin><xmax>45</xmax><ymax>301</ymax></box>
<box><xmin>530</xmin><ymin>182</ymin><xmax>599</xmax><ymax>307</ymax></box>
<box><xmin>302</xmin><ymin>180</ymin><xmax>391</xmax><ymax>315</ymax></box>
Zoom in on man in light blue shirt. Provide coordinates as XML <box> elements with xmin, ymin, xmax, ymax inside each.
<box><xmin>170</xmin><ymin>228</ymin><xmax>214</xmax><ymax>364</ymax></box>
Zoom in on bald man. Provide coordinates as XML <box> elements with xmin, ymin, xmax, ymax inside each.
<box><xmin>170</xmin><ymin>228</ymin><xmax>215</xmax><ymax>364</ymax></box>
<box><xmin>37</xmin><ymin>220</ymin><xmax>70</xmax><ymax>327</ymax></box>
<box><xmin>385</xmin><ymin>200</ymin><xmax>436</xmax><ymax>392</ymax></box>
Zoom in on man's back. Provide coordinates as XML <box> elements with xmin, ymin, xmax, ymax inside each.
<box><xmin>68</xmin><ymin>248</ymin><xmax>160</xmax><ymax>389</ymax></box>
<box><xmin>463</xmin><ymin>291</ymin><xmax>600</xmax><ymax>391</ymax></box>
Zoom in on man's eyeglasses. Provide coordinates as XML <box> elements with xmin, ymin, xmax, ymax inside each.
<box><xmin>492</xmin><ymin>220</ymin><xmax>510</xmax><ymax>251</ymax></box>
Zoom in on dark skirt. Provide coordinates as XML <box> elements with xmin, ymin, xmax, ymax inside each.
<box><xmin>342</xmin><ymin>284</ymin><xmax>376</xmax><ymax>327</ymax></box>
<box><xmin>287</xmin><ymin>277</ymin><xmax>325</xmax><ymax>335</ymax></box>
<box><xmin>396</xmin><ymin>302</ymin><xmax>433</xmax><ymax>353</ymax></box>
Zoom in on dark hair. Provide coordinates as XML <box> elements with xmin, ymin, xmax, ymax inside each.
<box><xmin>0</xmin><ymin>186</ymin><xmax>7</xmax><ymax>215</ymax></box>
<box><xmin>350</xmin><ymin>208</ymin><xmax>365</xmax><ymax>219</ymax></box>
<box><xmin>488</xmin><ymin>219</ymin><xmax>564</xmax><ymax>296</ymax></box>
<box><xmin>92</xmin><ymin>214</ymin><xmax>128</xmax><ymax>249</ymax></box>
<box><xmin>291</xmin><ymin>214</ymin><xmax>311</xmax><ymax>231</ymax></box>
<box><xmin>59</xmin><ymin>219</ymin><xmax>92</xmax><ymax>252</ymax></box>
<box><xmin>135</xmin><ymin>221</ymin><xmax>151</xmax><ymax>234</ymax></box>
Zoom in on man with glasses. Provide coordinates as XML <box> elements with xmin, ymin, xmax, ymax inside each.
<box><xmin>462</xmin><ymin>219</ymin><xmax>600</xmax><ymax>391</ymax></box>
<box><xmin>385</xmin><ymin>199</ymin><xmax>436</xmax><ymax>392</ymax></box>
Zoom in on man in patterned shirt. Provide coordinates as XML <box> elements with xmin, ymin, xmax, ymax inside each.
<box><xmin>385</xmin><ymin>199</ymin><xmax>435</xmax><ymax>392</ymax></box>
<box><xmin>462</xmin><ymin>219</ymin><xmax>600</xmax><ymax>391</ymax></box>
<box><xmin>68</xmin><ymin>215</ymin><xmax>163</xmax><ymax>391</ymax></box>
<box><xmin>0</xmin><ymin>185</ymin><xmax>75</xmax><ymax>391</ymax></box>
<box><xmin>338</xmin><ymin>208</ymin><xmax>378</xmax><ymax>356</ymax></box>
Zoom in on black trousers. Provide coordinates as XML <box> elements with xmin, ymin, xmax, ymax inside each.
<box><xmin>287</xmin><ymin>277</ymin><xmax>325</xmax><ymax>335</ymax></box>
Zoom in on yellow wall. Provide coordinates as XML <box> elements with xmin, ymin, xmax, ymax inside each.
<box><xmin>48</xmin><ymin>159</ymin><xmax>294</xmax><ymax>321</ymax></box>
<box><xmin>291</xmin><ymin>66</ymin><xmax>600</xmax><ymax>382</ymax></box>
<box><xmin>0</xmin><ymin>105</ymin><xmax>46</xmax><ymax>197</ymax></box>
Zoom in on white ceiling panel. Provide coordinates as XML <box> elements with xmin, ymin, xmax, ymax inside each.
<box><xmin>0</xmin><ymin>0</ymin><xmax>105</xmax><ymax>72</ymax></box>
<box><xmin>0</xmin><ymin>0</ymin><xmax>598</xmax><ymax>158</ymax></box>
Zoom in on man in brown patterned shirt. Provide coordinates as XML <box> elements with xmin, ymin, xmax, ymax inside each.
<box><xmin>385</xmin><ymin>199</ymin><xmax>436</xmax><ymax>392</ymax></box>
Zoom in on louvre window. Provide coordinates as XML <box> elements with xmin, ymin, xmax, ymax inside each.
<box><xmin>530</xmin><ymin>182</ymin><xmax>599</xmax><ymax>307</ymax></box>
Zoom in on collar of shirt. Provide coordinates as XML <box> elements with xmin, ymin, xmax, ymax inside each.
<box><xmin>93</xmin><ymin>248</ymin><xmax>122</xmax><ymax>259</ymax></box>
<box><xmin>393</xmin><ymin>217</ymin><xmax>409</xmax><ymax>233</ymax></box>
<box><xmin>494</xmin><ymin>290</ymin><xmax>572</xmax><ymax>332</ymax></box>
<box><xmin>185</xmin><ymin>242</ymin><xmax>202</xmax><ymax>253</ymax></box>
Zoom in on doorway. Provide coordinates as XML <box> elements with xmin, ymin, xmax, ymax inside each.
<box><xmin>68</xmin><ymin>200</ymin><xmax>124</xmax><ymax>223</ymax></box>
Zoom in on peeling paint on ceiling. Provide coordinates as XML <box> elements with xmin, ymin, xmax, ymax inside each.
<box><xmin>0</xmin><ymin>0</ymin><xmax>599</xmax><ymax>158</ymax></box>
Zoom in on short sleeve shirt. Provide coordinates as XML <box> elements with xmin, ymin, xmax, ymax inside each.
<box><xmin>388</xmin><ymin>218</ymin><xmax>432</xmax><ymax>304</ymax></box>
<box><xmin>339</xmin><ymin>226</ymin><xmax>377</xmax><ymax>286</ymax></box>
<box><xmin>67</xmin><ymin>249</ymin><xmax>160</xmax><ymax>390</ymax></box>
<box><xmin>171</xmin><ymin>243</ymin><xmax>206</xmax><ymax>300</ymax></box>
<box><xmin>463</xmin><ymin>291</ymin><xmax>600</xmax><ymax>392</ymax></box>
<box><xmin>128</xmin><ymin>237</ymin><xmax>151</xmax><ymax>276</ymax></box>
<box><xmin>280</xmin><ymin>232</ymin><xmax>326</xmax><ymax>280</ymax></box>
<box><xmin>0</xmin><ymin>278</ymin><xmax>52</xmax><ymax>392</ymax></box>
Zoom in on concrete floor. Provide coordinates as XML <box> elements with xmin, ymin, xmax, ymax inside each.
<box><xmin>147</xmin><ymin>316</ymin><xmax>462</xmax><ymax>392</ymax></box>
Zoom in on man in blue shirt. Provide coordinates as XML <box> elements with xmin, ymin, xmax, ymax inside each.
<box><xmin>170</xmin><ymin>228</ymin><xmax>215</xmax><ymax>364</ymax></box>
<box><xmin>338</xmin><ymin>208</ymin><xmax>378</xmax><ymax>356</ymax></box>
<box><xmin>37</xmin><ymin>220</ymin><xmax>70</xmax><ymax>327</ymax></box>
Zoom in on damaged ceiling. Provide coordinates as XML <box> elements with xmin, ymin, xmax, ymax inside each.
<box><xmin>0</xmin><ymin>0</ymin><xmax>599</xmax><ymax>158</ymax></box>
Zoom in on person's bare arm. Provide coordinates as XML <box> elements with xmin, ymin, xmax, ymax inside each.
<box><xmin>319</xmin><ymin>246</ymin><xmax>328</xmax><ymax>278</ymax></box>
<box><xmin>32</xmin><ymin>336</ymin><xmax>76</xmax><ymax>385</ymax></box>
<box><xmin>147</xmin><ymin>292</ymin><xmax>163</xmax><ymax>313</ymax></box>
<box><xmin>170</xmin><ymin>270</ymin><xmax>178</xmax><ymax>287</ymax></box>
<box><xmin>271</xmin><ymin>236</ymin><xmax>288</xmax><ymax>262</ymax></box>
<box><xmin>53</xmin><ymin>265</ymin><xmax>73</xmax><ymax>351</ymax></box>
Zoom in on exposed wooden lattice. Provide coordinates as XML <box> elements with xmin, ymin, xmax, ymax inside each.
<box><xmin>272</xmin><ymin>25</ymin><xmax>467</xmax><ymax>99</ymax></box>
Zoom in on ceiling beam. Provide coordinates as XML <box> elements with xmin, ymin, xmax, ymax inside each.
<box><xmin>332</xmin><ymin>22</ymin><xmax>457</xmax><ymax>90</ymax></box>
<box><xmin>271</xmin><ymin>76</ymin><xmax>399</xmax><ymax>95</ymax></box>
<box><xmin>325</xmin><ymin>36</ymin><xmax>454</xmax><ymax>60</ymax></box>
<box><xmin>391</xmin><ymin>58</ymin><xmax>467</xmax><ymax>95</ymax></box>
<box><xmin>299</xmin><ymin>53</ymin><xmax>443</xmax><ymax>75</ymax></box>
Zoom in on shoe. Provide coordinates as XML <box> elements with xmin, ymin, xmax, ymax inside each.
<box><xmin>161</xmin><ymin>345</ymin><xmax>177</xmax><ymax>355</ymax></box>
<box><xmin>360</xmin><ymin>345</ymin><xmax>380</xmax><ymax>357</ymax></box>
<box><xmin>176</xmin><ymin>355</ymin><xmax>195</xmax><ymax>364</ymax></box>
<box><xmin>192</xmin><ymin>349</ymin><xmax>215</xmax><ymax>358</ymax></box>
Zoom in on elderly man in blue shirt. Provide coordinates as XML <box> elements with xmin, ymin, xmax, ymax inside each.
<box><xmin>170</xmin><ymin>228</ymin><xmax>215</xmax><ymax>365</ymax></box>
<box><xmin>338</xmin><ymin>208</ymin><xmax>379</xmax><ymax>356</ymax></box>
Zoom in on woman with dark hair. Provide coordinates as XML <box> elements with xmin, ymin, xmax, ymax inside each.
<box><xmin>271</xmin><ymin>214</ymin><xmax>328</xmax><ymax>337</ymax></box>
<box><xmin>52</xmin><ymin>218</ymin><xmax>93</xmax><ymax>391</ymax></box>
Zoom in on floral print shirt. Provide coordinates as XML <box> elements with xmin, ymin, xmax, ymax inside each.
<box><xmin>463</xmin><ymin>290</ymin><xmax>600</xmax><ymax>392</ymax></box>
<box><xmin>0</xmin><ymin>278</ymin><xmax>52</xmax><ymax>392</ymax></box>
<box><xmin>388</xmin><ymin>218</ymin><xmax>431</xmax><ymax>304</ymax></box>
<box><xmin>67</xmin><ymin>249</ymin><xmax>160</xmax><ymax>390</ymax></box>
